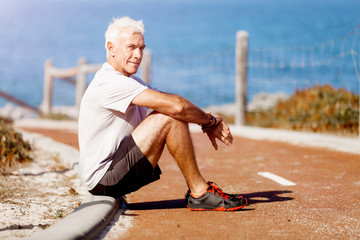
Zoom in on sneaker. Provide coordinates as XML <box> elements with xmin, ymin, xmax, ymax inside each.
<box><xmin>185</xmin><ymin>182</ymin><xmax>248</xmax><ymax>211</ymax></box>
<box><xmin>207</xmin><ymin>182</ymin><xmax>244</xmax><ymax>199</ymax></box>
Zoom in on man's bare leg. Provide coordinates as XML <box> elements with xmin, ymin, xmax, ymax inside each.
<box><xmin>131</xmin><ymin>112</ymin><xmax>208</xmax><ymax>197</ymax></box>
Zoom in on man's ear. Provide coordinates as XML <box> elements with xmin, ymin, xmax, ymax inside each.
<box><xmin>107</xmin><ymin>42</ymin><xmax>114</xmax><ymax>57</ymax></box>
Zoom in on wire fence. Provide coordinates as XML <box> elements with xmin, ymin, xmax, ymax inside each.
<box><xmin>247</xmin><ymin>26</ymin><xmax>360</xmax><ymax>102</ymax></box>
<box><xmin>151</xmin><ymin>51</ymin><xmax>235</xmax><ymax>108</ymax></box>
<box><xmin>151</xmin><ymin>25</ymin><xmax>360</xmax><ymax>110</ymax></box>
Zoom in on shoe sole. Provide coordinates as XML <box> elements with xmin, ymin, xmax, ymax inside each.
<box><xmin>187</xmin><ymin>198</ymin><xmax>248</xmax><ymax>211</ymax></box>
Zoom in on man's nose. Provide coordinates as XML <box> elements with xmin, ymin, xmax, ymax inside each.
<box><xmin>134</xmin><ymin>48</ymin><xmax>142</xmax><ymax>59</ymax></box>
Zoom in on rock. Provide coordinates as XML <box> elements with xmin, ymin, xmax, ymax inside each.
<box><xmin>203</xmin><ymin>92</ymin><xmax>289</xmax><ymax>116</ymax></box>
<box><xmin>0</xmin><ymin>103</ymin><xmax>36</xmax><ymax>120</ymax></box>
<box><xmin>247</xmin><ymin>92</ymin><xmax>289</xmax><ymax>111</ymax></box>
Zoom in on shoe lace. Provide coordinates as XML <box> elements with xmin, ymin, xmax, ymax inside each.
<box><xmin>208</xmin><ymin>182</ymin><xmax>229</xmax><ymax>200</ymax></box>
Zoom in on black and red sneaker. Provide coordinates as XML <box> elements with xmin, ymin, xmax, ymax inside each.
<box><xmin>185</xmin><ymin>182</ymin><xmax>248</xmax><ymax>211</ymax></box>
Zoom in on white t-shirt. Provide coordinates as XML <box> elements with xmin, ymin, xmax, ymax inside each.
<box><xmin>78</xmin><ymin>62</ymin><xmax>152</xmax><ymax>190</ymax></box>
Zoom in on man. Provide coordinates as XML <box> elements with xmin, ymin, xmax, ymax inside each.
<box><xmin>78</xmin><ymin>17</ymin><xmax>247</xmax><ymax>211</ymax></box>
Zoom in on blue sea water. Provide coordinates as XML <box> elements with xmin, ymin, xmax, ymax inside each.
<box><xmin>0</xmin><ymin>0</ymin><xmax>359</xmax><ymax>108</ymax></box>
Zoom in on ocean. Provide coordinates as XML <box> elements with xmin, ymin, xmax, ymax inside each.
<box><xmin>0</xmin><ymin>0</ymin><xmax>359</xmax><ymax>109</ymax></box>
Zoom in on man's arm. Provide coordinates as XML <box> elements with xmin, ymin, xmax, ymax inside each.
<box><xmin>132</xmin><ymin>88</ymin><xmax>212</xmax><ymax>126</ymax></box>
<box><xmin>132</xmin><ymin>89</ymin><xmax>233</xmax><ymax>149</ymax></box>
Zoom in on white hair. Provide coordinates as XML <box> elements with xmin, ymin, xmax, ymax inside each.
<box><xmin>105</xmin><ymin>17</ymin><xmax>145</xmax><ymax>58</ymax></box>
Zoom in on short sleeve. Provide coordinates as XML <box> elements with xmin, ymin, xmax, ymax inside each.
<box><xmin>100</xmin><ymin>72</ymin><xmax>148</xmax><ymax>113</ymax></box>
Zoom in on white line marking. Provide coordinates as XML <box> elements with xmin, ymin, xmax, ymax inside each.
<box><xmin>258</xmin><ymin>172</ymin><xmax>296</xmax><ymax>186</ymax></box>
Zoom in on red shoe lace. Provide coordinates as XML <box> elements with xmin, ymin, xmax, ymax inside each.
<box><xmin>208</xmin><ymin>182</ymin><xmax>229</xmax><ymax>200</ymax></box>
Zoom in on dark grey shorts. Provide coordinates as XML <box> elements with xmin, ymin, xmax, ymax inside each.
<box><xmin>90</xmin><ymin>135</ymin><xmax>161</xmax><ymax>197</ymax></box>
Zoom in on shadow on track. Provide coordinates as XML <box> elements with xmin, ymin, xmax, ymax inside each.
<box><xmin>127</xmin><ymin>190</ymin><xmax>293</xmax><ymax>210</ymax></box>
<box><xmin>243</xmin><ymin>190</ymin><xmax>294</xmax><ymax>205</ymax></box>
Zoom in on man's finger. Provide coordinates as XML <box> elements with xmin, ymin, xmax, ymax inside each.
<box><xmin>211</xmin><ymin>138</ymin><xmax>218</xmax><ymax>150</ymax></box>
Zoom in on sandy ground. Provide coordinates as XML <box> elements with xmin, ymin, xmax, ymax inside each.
<box><xmin>0</xmin><ymin>134</ymin><xmax>86</xmax><ymax>239</ymax></box>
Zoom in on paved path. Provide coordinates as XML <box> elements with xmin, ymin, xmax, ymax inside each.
<box><xmin>19</xmin><ymin>125</ymin><xmax>360</xmax><ymax>239</ymax></box>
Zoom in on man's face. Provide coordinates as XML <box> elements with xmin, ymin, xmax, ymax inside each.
<box><xmin>110</xmin><ymin>28</ymin><xmax>145</xmax><ymax>77</ymax></box>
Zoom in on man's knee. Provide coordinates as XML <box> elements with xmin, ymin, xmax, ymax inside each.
<box><xmin>148</xmin><ymin>111</ymin><xmax>187</xmax><ymax>129</ymax></box>
<box><xmin>132</xmin><ymin>112</ymin><xmax>189</xmax><ymax>149</ymax></box>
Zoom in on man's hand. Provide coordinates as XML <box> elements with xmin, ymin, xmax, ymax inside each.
<box><xmin>204</xmin><ymin>116</ymin><xmax>233</xmax><ymax>150</ymax></box>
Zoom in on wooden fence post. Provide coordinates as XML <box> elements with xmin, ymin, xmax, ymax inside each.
<box><xmin>235</xmin><ymin>31</ymin><xmax>249</xmax><ymax>126</ymax></box>
<box><xmin>141</xmin><ymin>49</ymin><xmax>152</xmax><ymax>84</ymax></box>
<box><xmin>40</xmin><ymin>59</ymin><xmax>54</xmax><ymax>115</ymax></box>
<box><xmin>76</xmin><ymin>58</ymin><xmax>87</xmax><ymax>111</ymax></box>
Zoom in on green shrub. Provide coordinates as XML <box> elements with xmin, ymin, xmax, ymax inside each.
<box><xmin>0</xmin><ymin>121</ymin><xmax>32</xmax><ymax>169</ymax></box>
<box><xmin>246</xmin><ymin>84</ymin><xmax>359</xmax><ymax>136</ymax></box>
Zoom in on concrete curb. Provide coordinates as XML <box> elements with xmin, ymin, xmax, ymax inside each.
<box><xmin>230</xmin><ymin>125</ymin><xmax>360</xmax><ymax>154</ymax></box>
<box><xmin>19</xmin><ymin>130</ymin><xmax>119</xmax><ymax>240</ymax></box>
<box><xmin>27</xmin><ymin>193</ymin><xmax>118</xmax><ymax>240</ymax></box>
<box><xmin>14</xmin><ymin>118</ymin><xmax>78</xmax><ymax>131</ymax></box>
